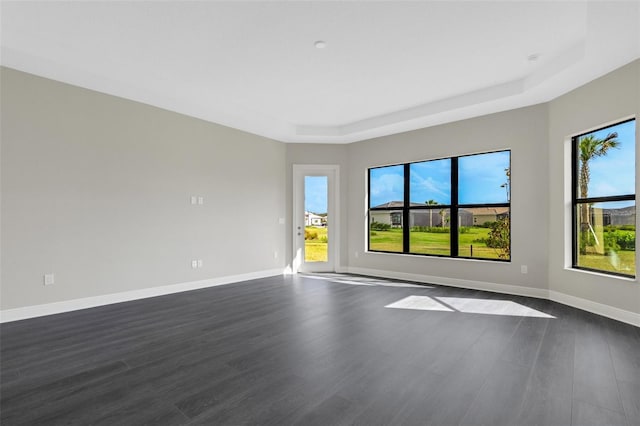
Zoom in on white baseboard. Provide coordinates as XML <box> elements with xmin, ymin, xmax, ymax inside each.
<box><xmin>548</xmin><ymin>290</ymin><xmax>640</xmax><ymax>327</ymax></box>
<box><xmin>0</xmin><ymin>269</ymin><xmax>283</xmax><ymax>323</ymax></box>
<box><xmin>345</xmin><ymin>266</ymin><xmax>549</xmax><ymax>299</ymax></box>
<box><xmin>3</xmin><ymin>267</ymin><xmax>638</xmax><ymax>328</ymax></box>
<box><xmin>345</xmin><ymin>267</ymin><xmax>640</xmax><ymax>327</ymax></box>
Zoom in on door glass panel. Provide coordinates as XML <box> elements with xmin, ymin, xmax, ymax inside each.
<box><xmin>305</xmin><ymin>176</ymin><xmax>328</xmax><ymax>262</ymax></box>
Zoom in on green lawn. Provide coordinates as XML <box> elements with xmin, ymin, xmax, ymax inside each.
<box><xmin>370</xmin><ymin>227</ymin><xmax>505</xmax><ymax>259</ymax></box>
<box><xmin>577</xmin><ymin>226</ymin><xmax>636</xmax><ymax>276</ymax></box>
<box><xmin>305</xmin><ymin>226</ymin><xmax>328</xmax><ymax>262</ymax></box>
<box><xmin>313</xmin><ymin>225</ymin><xmax>636</xmax><ymax>274</ymax></box>
<box><xmin>371</xmin><ymin>227</ymin><xmax>636</xmax><ymax>274</ymax></box>
<box><xmin>578</xmin><ymin>251</ymin><xmax>635</xmax><ymax>276</ymax></box>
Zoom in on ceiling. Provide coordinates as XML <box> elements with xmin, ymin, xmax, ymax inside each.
<box><xmin>2</xmin><ymin>1</ymin><xmax>639</xmax><ymax>144</ymax></box>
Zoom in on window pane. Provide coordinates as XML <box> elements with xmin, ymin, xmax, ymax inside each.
<box><xmin>369</xmin><ymin>165</ymin><xmax>404</xmax><ymax>208</ymax></box>
<box><xmin>459</xmin><ymin>151</ymin><xmax>510</xmax><ymax>204</ymax></box>
<box><xmin>369</xmin><ymin>212</ymin><xmax>403</xmax><ymax>252</ymax></box>
<box><xmin>410</xmin><ymin>159</ymin><xmax>451</xmax><ymax>205</ymax></box>
<box><xmin>458</xmin><ymin>207</ymin><xmax>510</xmax><ymax>260</ymax></box>
<box><xmin>410</xmin><ymin>208</ymin><xmax>450</xmax><ymax>255</ymax></box>
<box><xmin>575</xmin><ymin>200</ymin><xmax>635</xmax><ymax>276</ymax></box>
<box><xmin>576</xmin><ymin>120</ymin><xmax>635</xmax><ymax>199</ymax></box>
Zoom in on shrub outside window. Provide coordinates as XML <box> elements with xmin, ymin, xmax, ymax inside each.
<box><xmin>572</xmin><ymin>119</ymin><xmax>636</xmax><ymax>277</ymax></box>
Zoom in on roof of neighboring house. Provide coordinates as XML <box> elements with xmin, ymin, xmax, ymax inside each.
<box><xmin>372</xmin><ymin>203</ymin><xmax>510</xmax><ymax>215</ymax></box>
<box><xmin>460</xmin><ymin>207</ymin><xmax>510</xmax><ymax>216</ymax></box>
<box><xmin>602</xmin><ymin>206</ymin><xmax>635</xmax><ymax>215</ymax></box>
<box><xmin>305</xmin><ymin>211</ymin><xmax>324</xmax><ymax>218</ymax></box>
<box><xmin>372</xmin><ymin>201</ymin><xmax>432</xmax><ymax>209</ymax></box>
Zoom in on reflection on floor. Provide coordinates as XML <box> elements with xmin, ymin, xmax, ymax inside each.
<box><xmin>386</xmin><ymin>295</ymin><xmax>555</xmax><ymax>318</ymax></box>
<box><xmin>301</xmin><ymin>272</ymin><xmax>431</xmax><ymax>288</ymax></box>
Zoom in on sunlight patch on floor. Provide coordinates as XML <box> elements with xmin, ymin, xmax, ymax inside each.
<box><xmin>385</xmin><ymin>295</ymin><xmax>555</xmax><ymax>318</ymax></box>
<box><xmin>385</xmin><ymin>295</ymin><xmax>454</xmax><ymax>311</ymax></box>
<box><xmin>302</xmin><ymin>273</ymin><xmax>429</xmax><ymax>288</ymax></box>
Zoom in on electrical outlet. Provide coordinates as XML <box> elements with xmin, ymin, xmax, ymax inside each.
<box><xmin>521</xmin><ymin>265</ymin><xmax>528</xmax><ymax>274</ymax></box>
<box><xmin>198</xmin><ymin>196</ymin><xmax>204</xmax><ymax>205</ymax></box>
<box><xmin>191</xmin><ymin>260</ymin><xmax>198</xmax><ymax>269</ymax></box>
<box><xmin>190</xmin><ymin>196</ymin><xmax>197</xmax><ymax>205</ymax></box>
<box><xmin>44</xmin><ymin>273</ymin><xmax>55</xmax><ymax>286</ymax></box>
<box><xmin>354</xmin><ymin>251</ymin><xmax>359</xmax><ymax>258</ymax></box>
<box><xmin>197</xmin><ymin>259</ymin><xmax>203</xmax><ymax>268</ymax></box>
<box><xmin>274</xmin><ymin>251</ymin><xmax>278</xmax><ymax>259</ymax></box>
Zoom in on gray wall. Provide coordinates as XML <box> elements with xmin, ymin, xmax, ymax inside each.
<box><xmin>1</xmin><ymin>67</ymin><xmax>286</xmax><ymax>310</ymax></box>
<box><xmin>346</xmin><ymin>105</ymin><xmax>550</xmax><ymax>291</ymax></box>
<box><xmin>286</xmin><ymin>61</ymin><xmax>639</xmax><ymax>316</ymax></box>
<box><xmin>548</xmin><ymin>59</ymin><xmax>639</xmax><ymax>313</ymax></box>
<box><xmin>2</xmin><ymin>61</ymin><xmax>638</xmax><ymax>317</ymax></box>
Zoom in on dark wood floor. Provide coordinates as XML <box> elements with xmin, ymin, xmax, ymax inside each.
<box><xmin>1</xmin><ymin>274</ymin><xmax>639</xmax><ymax>425</ymax></box>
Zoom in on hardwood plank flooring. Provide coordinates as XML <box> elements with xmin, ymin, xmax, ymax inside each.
<box><xmin>1</xmin><ymin>273</ymin><xmax>638</xmax><ymax>425</ymax></box>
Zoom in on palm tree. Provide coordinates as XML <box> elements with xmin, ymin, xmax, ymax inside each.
<box><xmin>425</xmin><ymin>199</ymin><xmax>438</xmax><ymax>226</ymax></box>
<box><xmin>578</xmin><ymin>132</ymin><xmax>619</xmax><ymax>251</ymax></box>
<box><xmin>439</xmin><ymin>209</ymin><xmax>447</xmax><ymax>228</ymax></box>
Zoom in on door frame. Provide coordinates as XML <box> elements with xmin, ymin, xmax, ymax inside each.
<box><xmin>292</xmin><ymin>164</ymin><xmax>340</xmax><ymax>274</ymax></box>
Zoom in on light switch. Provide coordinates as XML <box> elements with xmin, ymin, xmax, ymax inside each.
<box><xmin>44</xmin><ymin>274</ymin><xmax>55</xmax><ymax>286</ymax></box>
<box><xmin>190</xmin><ymin>196</ymin><xmax>197</xmax><ymax>205</ymax></box>
<box><xmin>198</xmin><ymin>196</ymin><xmax>204</xmax><ymax>205</ymax></box>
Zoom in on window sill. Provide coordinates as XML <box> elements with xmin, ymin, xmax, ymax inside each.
<box><xmin>564</xmin><ymin>266</ymin><xmax>637</xmax><ymax>282</ymax></box>
<box><xmin>365</xmin><ymin>250</ymin><xmax>511</xmax><ymax>264</ymax></box>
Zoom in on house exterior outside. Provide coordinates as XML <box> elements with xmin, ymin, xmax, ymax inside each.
<box><xmin>370</xmin><ymin>202</ymin><xmax>509</xmax><ymax>228</ymax></box>
<box><xmin>369</xmin><ymin>202</ymin><xmax>406</xmax><ymax>227</ymax></box>
<box><xmin>305</xmin><ymin>211</ymin><xmax>325</xmax><ymax>226</ymax></box>
<box><xmin>600</xmin><ymin>205</ymin><xmax>635</xmax><ymax>226</ymax></box>
<box><xmin>467</xmin><ymin>207</ymin><xmax>510</xmax><ymax>226</ymax></box>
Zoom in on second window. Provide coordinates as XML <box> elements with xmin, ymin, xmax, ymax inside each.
<box><xmin>369</xmin><ymin>150</ymin><xmax>511</xmax><ymax>261</ymax></box>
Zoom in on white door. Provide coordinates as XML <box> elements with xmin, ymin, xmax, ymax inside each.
<box><xmin>293</xmin><ymin>165</ymin><xmax>339</xmax><ymax>273</ymax></box>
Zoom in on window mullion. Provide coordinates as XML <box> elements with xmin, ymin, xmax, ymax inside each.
<box><xmin>451</xmin><ymin>157</ymin><xmax>459</xmax><ymax>257</ymax></box>
<box><xmin>572</xmin><ymin>135</ymin><xmax>578</xmax><ymax>269</ymax></box>
<box><xmin>403</xmin><ymin>163</ymin><xmax>410</xmax><ymax>253</ymax></box>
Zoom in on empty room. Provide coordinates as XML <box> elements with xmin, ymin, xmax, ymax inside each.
<box><xmin>1</xmin><ymin>1</ymin><xmax>639</xmax><ymax>425</ymax></box>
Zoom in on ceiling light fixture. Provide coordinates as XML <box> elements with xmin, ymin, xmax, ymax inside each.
<box><xmin>314</xmin><ymin>40</ymin><xmax>327</xmax><ymax>49</ymax></box>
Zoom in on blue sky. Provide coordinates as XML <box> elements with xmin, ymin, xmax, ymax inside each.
<box><xmin>370</xmin><ymin>165</ymin><xmax>404</xmax><ymax>207</ymax></box>
<box><xmin>305</xmin><ymin>176</ymin><xmax>328</xmax><ymax>213</ymax></box>
<box><xmin>410</xmin><ymin>159</ymin><xmax>451</xmax><ymax>204</ymax></box>
<box><xmin>320</xmin><ymin>118</ymin><xmax>635</xmax><ymax>212</ymax></box>
<box><xmin>580</xmin><ymin>119</ymin><xmax>635</xmax><ymax>199</ymax></box>
<box><xmin>458</xmin><ymin>151</ymin><xmax>510</xmax><ymax>204</ymax></box>
<box><xmin>370</xmin><ymin>151</ymin><xmax>510</xmax><ymax>207</ymax></box>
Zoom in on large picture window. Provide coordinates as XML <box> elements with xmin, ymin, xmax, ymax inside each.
<box><xmin>368</xmin><ymin>150</ymin><xmax>511</xmax><ymax>261</ymax></box>
<box><xmin>572</xmin><ymin>119</ymin><xmax>636</xmax><ymax>277</ymax></box>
